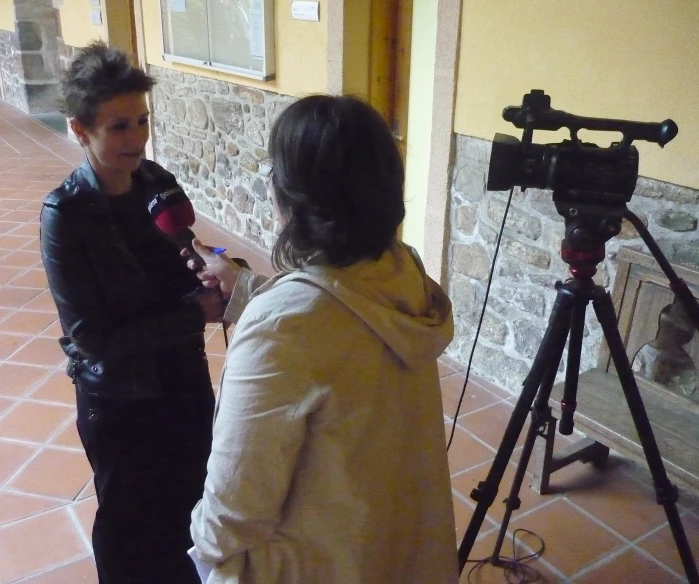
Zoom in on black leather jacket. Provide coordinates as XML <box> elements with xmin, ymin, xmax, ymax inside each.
<box><xmin>40</xmin><ymin>159</ymin><xmax>209</xmax><ymax>400</ymax></box>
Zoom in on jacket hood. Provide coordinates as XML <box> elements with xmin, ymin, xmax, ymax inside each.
<box><xmin>280</xmin><ymin>242</ymin><xmax>454</xmax><ymax>368</ymax></box>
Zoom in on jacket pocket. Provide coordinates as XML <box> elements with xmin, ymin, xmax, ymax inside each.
<box><xmin>74</xmin><ymin>355</ymin><xmax>162</xmax><ymax>400</ymax></box>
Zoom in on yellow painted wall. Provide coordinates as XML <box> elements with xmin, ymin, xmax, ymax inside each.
<box><xmin>141</xmin><ymin>0</ymin><xmax>328</xmax><ymax>96</ymax></box>
<box><xmin>104</xmin><ymin>0</ymin><xmax>135</xmax><ymax>54</ymax></box>
<box><xmin>402</xmin><ymin>0</ymin><xmax>437</xmax><ymax>257</ymax></box>
<box><xmin>343</xmin><ymin>0</ymin><xmax>370</xmax><ymax>99</ymax></box>
<box><xmin>455</xmin><ymin>0</ymin><xmax>699</xmax><ymax>189</ymax></box>
<box><xmin>0</xmin><ymin>0</ymin><xmax>14</xmax><ymax>32</ymax></box>
<box><xmin>59</xmin><ymin>0</ymin><xmax>108</xmax><ymax>46</ymax></box>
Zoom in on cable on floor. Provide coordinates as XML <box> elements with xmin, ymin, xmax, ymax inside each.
<box><xmin>463</xmin><ymin>528</ymin><xmax>546</xmax><ymax>583</ymax></box>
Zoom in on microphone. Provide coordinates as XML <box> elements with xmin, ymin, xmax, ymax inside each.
<box><xmin>147</xmin><ymin>186</ymin><xmax>206</xmax><ymax>267</ymax></box>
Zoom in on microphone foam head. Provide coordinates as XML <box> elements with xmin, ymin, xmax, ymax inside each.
<box><xmin>153</xmin><ymin>200</ymin><xmax>196</xmax><ymax>237</ymax></box>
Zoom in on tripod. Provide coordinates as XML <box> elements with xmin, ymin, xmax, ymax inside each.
<box><xmin>457</xmin><ymin>209</ymin><xmax>699</xmax><ymax>583</ymax></box>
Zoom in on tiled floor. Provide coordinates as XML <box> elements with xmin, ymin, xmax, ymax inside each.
<box><xmin>0</xmin><ymin>99</ymin><xmax>697</xmax><ymax>583</ymax></box>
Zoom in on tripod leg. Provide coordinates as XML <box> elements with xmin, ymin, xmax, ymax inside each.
<box><xmin>490</xmin><ymin>294</ymin><xmax>589</xmax><ymax>562</ymax></box>
<box><xmin>532</xmin><ymin>416</ymin><xmax>557</xmax><ymax>494</ymax></box>
<box><xmin>559</xmin><ymin>301</ymin><xmax>586</xmax><ymax>435</ymax></box>
<box><xmin>457</xmin><ymin>285</ymin><xmax>575</xmax><ymax>574</ymax></box>
<box><xmin>593</xmin><ymin>289</ymin><xmax>699</xmax><ymax>583</ymax></box>
<box><xmin>532</xmin><ymin>301</ymin><xmax>589</xmax><ymax>492</ymax></box>
<box><xmin>490</xmin><ymin>336</ymin><xmax>570</xmax><ymax>563</ymax></box>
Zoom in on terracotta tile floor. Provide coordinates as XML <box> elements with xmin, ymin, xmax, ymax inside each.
<box><xmin>0</xmin><ymin>99</ymin><xmax>697</xmax><ymax>583</ymax></box>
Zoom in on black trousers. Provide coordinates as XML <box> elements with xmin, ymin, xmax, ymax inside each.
<box><xmin>76</xmin><ymin>388</ymin><xmax>215</xmax><ymax>584</ymax></box>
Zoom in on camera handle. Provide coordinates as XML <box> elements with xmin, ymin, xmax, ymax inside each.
<box><xmin>504</xmin><ymin>89</ymin><xmax>678</xmax><ymax>150</ymax></box>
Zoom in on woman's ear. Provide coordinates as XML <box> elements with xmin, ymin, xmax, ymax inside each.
<box><xmin>69</xmin><ymin>118</ymin><xmax>88</xmax><ymax>147</ymax></box>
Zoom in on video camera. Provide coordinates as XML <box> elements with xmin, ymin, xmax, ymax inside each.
<box><xmin>486</xmin><ymin>90</ymin><xmax>678</xmax><ymax>264</ymax></box>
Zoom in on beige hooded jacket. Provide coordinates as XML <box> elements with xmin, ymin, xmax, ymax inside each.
<box><xmin>190</xmin><ymin>242</ymin><xmax>458</xmax><ymax>584</ymax></box>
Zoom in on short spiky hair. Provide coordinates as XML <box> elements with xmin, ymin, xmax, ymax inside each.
<box><xmin>60</xmin><ymin>40</ymin><xmax>155</xmax><ymax>128</ymax></box>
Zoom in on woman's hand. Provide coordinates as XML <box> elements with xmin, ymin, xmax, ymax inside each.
<box><xmin>182</xmin><ymin>239</ymin><xmax>243</xmax><ymax>300</ymax></box>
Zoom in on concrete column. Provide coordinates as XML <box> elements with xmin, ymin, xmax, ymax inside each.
<box><xmin>10</xmin><ymin>0</ymin><xmax>62</xmax><ymax>113</ymax></box>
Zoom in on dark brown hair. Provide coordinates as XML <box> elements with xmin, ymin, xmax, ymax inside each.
<box><xmin>60</xmin><ymin>40</ymin><xmax>155</xmax><ymax>128</ymax></box>
<box><xmin>269</xmin><ymin>95</ymin><xmax>405</xmax><ymax>270</ymax></box>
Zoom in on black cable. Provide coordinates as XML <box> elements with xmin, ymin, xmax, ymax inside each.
<box><xmin>463</xmin><ymin>528</ymin><xmax>546</xmax><ymax>583</ymax></box>
<box><xmin>447</xmin><ymin>187</ymin><xmax>514</xmax><ymax>450</ymax></box>
<box><xmin>448</xmin><ymin>192</ymin><xmax>549</xmax><ymax>582</ymax></box>
<box><xmin>219</xmin><ymin>288</ymin><xmax>230</xmax><ymax>349</ymax></box>
<box><xmin>219</xmin><ymin>257</ymin><xmax>252</xmax><ymax>350</ymax></box>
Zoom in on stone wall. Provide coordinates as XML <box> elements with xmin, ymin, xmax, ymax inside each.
<box><xmin>446</xmin><ymin>134</ymin><xmax>699</xmax><ymax>394</ymax></box>
<box><xmin>149</xmin><ymin>66</ymin><xmax>295</xmax><ymax>251</ymax></box>
<box><xmin>0</xmin><ymin>28</ymin><xmax>27</xmax><ymax>110</ymax></box>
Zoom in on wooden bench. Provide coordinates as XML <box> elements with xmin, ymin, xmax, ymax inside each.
<box><xmin>533</xmin><ymin>247</ymin><xmax>699</xmax><ymax>496</ymax></box>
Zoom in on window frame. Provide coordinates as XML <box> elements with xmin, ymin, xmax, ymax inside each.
<box><xmin>160</xmin><ymin>0</ymin><xmax>276</xmax><ymax>82</ymax></box>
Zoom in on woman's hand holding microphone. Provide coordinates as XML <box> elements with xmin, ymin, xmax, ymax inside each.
<box><xmin>183</xmin><ymin>238</ymin><xmax>244</xmax><ymax>297</ymax></box>
<box><xmin>182</xmin><ymin>239</ymin><xmax>248</xmax><ymax>323</ymax></box>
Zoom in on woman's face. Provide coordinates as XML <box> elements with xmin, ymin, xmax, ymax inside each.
<box><xmin>70</xmin><ymin>92</ymin><xmax>150</xmax><ymax>179</ymax></box>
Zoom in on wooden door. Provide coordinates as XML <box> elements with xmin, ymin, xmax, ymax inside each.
<box><xmin>368</xmin><ymin>0</ymin><xmax>412</xmax><ymax>162</ymax></box>
<box><xmin>130</xmin><ymin>0</ymin><xmax>147</xmax><ymax>68</ymax></box>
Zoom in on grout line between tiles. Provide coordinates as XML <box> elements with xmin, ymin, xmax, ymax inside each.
<box><xmin>46</xmin><ymin>411</ymin><xmax>79</xmax><ymax>446</ymax></box>
<box><xmin>0</xmin><ymin>438</ymin><xmax>50</xmax><ymax>491</ymax></box>
<box><xmin>0</xmin><ymin>363</ymin><xmax>55</xmax><ymax>396</ymax></box>
<box><xmin>0</xmin><ymin>398</ymin><xmax>22</xmax><ymax>423</ymax></box>
<box><xmin>459</xmin><ymin>513</ymin><xmax>572</xmax><ymax>583</ymax></box>
<box><xmin>0</xmin><ymin>108</ymin><xmax>81</xmax><ymax>167</ymax></box>
<box><xmin>74</xmin><ymin>476</ymin><xmax>95</xmax><ymax>502</ymax></box>
<box><xmin>0</xmin><ymin>500</ymin><xmax>72</xmax><ymax>531</ymax></box>
<box><xmin>15</xmin><ymin>391</ymin><xmax>74</xmax><ymax>407</ymax></box>
<box><xmin>468</xmin><ymin>377</ymin><xmax>514</xmax><ymax>399</ymax></box>
<box><xmin>564</xmin><ymin>497</ymin><xmax>634</xmax><ymax>543</ymax></box>
<box><xmin>0</xmin><ymin>434</ymin><xmax>82</xmax><ymax>454</ymax></box>
<box><xmin>0</xmin><ymin>328</ymin><xmax>45</xmax><ymax>338</ymax></box>
<box><xmin>8</xmin><ymin>553</ymin><xmax>95</xmax><ymax>584</ymax></box>
<box><xmin>557</xmin><ymin>497</ymin><xmax>691</xmax><ymax>582</ymax></box>
<box><xmin>633</xmin><ymin>515</ymin><xmax>679</xmax><ymax>545</ymax></box>
<box><xmin>565</xmin><ymin>542</ymin><xmax>636</xmax><ymax>582</ymax></box>
<box><xmin>570</xmin><ymin>541</ymin><xmax>687</xmax><ymax>583</ymax></box>
<box><xmin>2</xmin><ymin>486</ymin><xmax>72</xmax><ymax>505</ymax></box>
<box><xmin>450</xmin><ymin>457</ymin><xmax>495</xmax><ymax>482</ymax></box>
<box><xmin>453</xmin><ymin>396</ymin><xmax>512</xmax><ymax>421</ymax></box>
<box><xmin>66</xmin><ymin>502</ymin><xmax>94</xmax><ymax>554</ymax></box>
<box><xmin>4</xmin><ymin>357</ymin><xmax>68</xmax><ymax>370</ymax></box>
<box><xmin>450</xmin><ymin>419</ymin><xmax>499</xmax><ymax>455</ymax></box>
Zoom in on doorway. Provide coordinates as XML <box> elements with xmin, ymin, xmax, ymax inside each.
<box><xmin>367</xmin><ymin>0</ymin><xmax>413</xmax><ymax>162</ymax></box>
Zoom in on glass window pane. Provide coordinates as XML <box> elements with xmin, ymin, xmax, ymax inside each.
<box><xmin>161</xmin><ymin>0</ymin><xmax>210</xmax><ymax>62</ymax></box>
<box><xmin>208</xmin><ymin>0</ymin><xmax>264</xmax><ymax>73</ymax></box>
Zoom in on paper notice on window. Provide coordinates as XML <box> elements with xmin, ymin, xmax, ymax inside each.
<box><xmin>90</xmin><ymin>8</ymin><xmax>103</xmax><ymax>25</ymax></box>
<box><xmin>170</xmin><ymin>0</ymin><xmax>187</xmax><ymax>13</ymax></box>
<box><xmin>250</xmin><ymin>0</ymin><xmax>265</xmax><ymax>60</ymax></box>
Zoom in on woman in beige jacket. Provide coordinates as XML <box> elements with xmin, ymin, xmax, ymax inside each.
<box><xmin>189</xmin><ymin>95</ymin><xmax>458</xmax><ymax>584</ymax></box>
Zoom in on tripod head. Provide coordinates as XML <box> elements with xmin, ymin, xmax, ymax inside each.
<box><xmin>486</xmin><ymin>90</ymin><xmax>679</xmax><ymax>275</ymax></box>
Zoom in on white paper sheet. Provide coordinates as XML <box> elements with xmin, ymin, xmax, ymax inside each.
<box><xmin>250</xmin><ymin>0</ymin><xmax>265</xmax><ymax>60</ymax></box>
<box><xmin>188</xmin><ymin>546</ymin><xmax>214</xmax><ymax>583</ymax></box>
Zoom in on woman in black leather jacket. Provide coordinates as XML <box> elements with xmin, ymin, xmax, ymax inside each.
<box><xmin>40</xmin><ymin>41</ymin><xmax>223</xmax><ymax>583</ymax></box>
